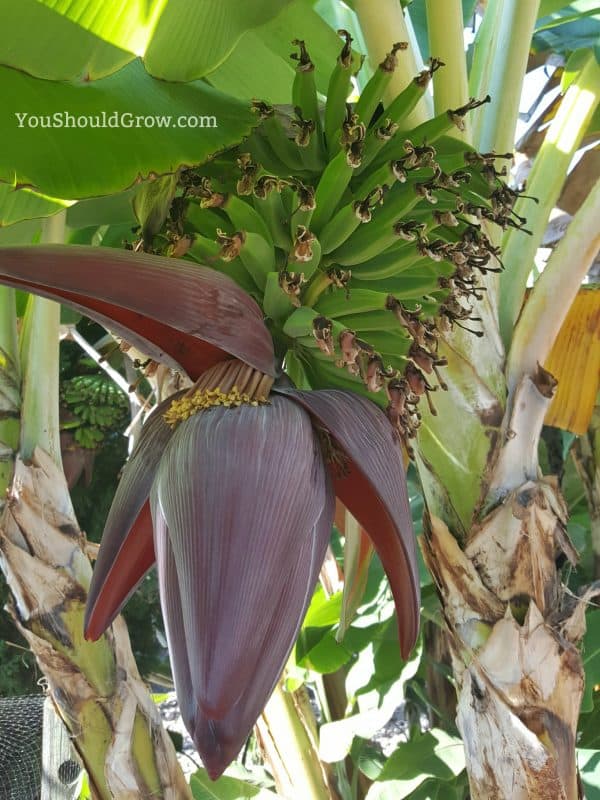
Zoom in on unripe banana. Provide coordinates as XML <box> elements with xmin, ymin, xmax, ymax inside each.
<box><xmin>263</xmin><ymin>271</ymin><xmax>297</xmax><ymax>323</ymax></box>
<box><xmin>252</xmin><ymin>101</ymin><xmax>306</xmax><ymax>172</ymax></box>
<box><xmin>358</xmin><ymin>63</ymin><xmax>441</xmax><ymax>171</ymax></box>
<box><xmin>351</xmin><ymin>269</ymin><xmax>443</xmax><ymax>298</ymax></box>
<box><xmin>355</xmin><ymin>42</ymin><xmax>407</xmax><ymax>126</ymax></box>
<box><xmin>188</xmin><ymin>234</ymin><xmax>221</xmax><ymax>263</ymax></box>
<box><xmin>324</xmin><ymin>30</ymin><xmax>356</xmax><ymax>157</ymax></box>
<box><xmin>252</xmin><ymin>183</ymin><xmax>291</xmax><ymax>250</ymax></box>
<box><xmin>291</xmin><ymin>40</ymin><xmax>323</xmax><ymax>155</ymax></box>
<box><xmin>350</xmin><ymin>246</ymin><xmax>428</xmax><ymax>280</ymax></box>
<box><xmin>234</xmin><ymin>231</ymin><xmax>276</xmax><ymax>291</ymax></box>
<box><xmin>328</xmin><ymin>179</ymin><xmax>423</xmax><ymax>265</ymax></box>
<box><xmin>223</xmin><ymin>194</ymin><xmax>274</xmax><ymax>248</ymax></box>
<box><xmin>319</xmin><ymin>187</ymin><xmax>384</xmax><ymax>254</ymax></box>
<box><xmin>310</xmin><ymin>148</ymin><xmax>356</xmax><ymax>234</ymax></box>
<box><xmin>372</xmin><ymin>97</ymin><xmax>491</xmax><ymax>169</ymax></box>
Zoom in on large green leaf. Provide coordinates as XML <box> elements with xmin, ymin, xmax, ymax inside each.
<box><xmin>65</xmin><ymin>190</ymin><xmax>137</xmax><ymax>229</ymax></box>
<box><xmin>582</xmin><ymin>610</ymin><xmax>600</xmax><ymax>713</ymax></box>
<box><xmin>18</xmin><ymin>0</ymin><xmax>290</xmax><ymax>81</ymax></box>
<box><xmin>0</xmin><ymin>0</ymin><xmax>132</xmax><ymax>80</ymax></box>
<box><xmin>366</xmin><ymin>729</ymin><xmax>465</xmax><ymax>800</ymax></box>
<box><xmin>318</xmin><ymin>637</ymin><xmax>421</xmax><ymax>762</ymax></box>
<box><xmin>144</xmin><ymin>0</ymin><xmax>293</xmax><ymax>81</ymax></box>
<box><xmin>0</xmin><ymin>184</ymin><xmax>69</xmax><ymax>226</ymax></box>
<box><xmin>190</xmin><ymin>768</ymin><xmax>280</xmax><ymax>800</ymax></box>
<box><xmin>534</xmin><ymin>1</ymin><xmax>600</xmax><ymax>54</ymax></box>
<box><xmin>579</xmin><ymin>749</ymin><xmax>600</xmax><ymax>800</ymax></box>
<box><xmin>207</xmin><ymin>0</ymin><xmax>358</xmax><ymax>103</ymax></box>
<box><xmin>538</xmin><ymin>0</ymin><xmax>599</xmax><ymax>20</ymax></box>
<box><xmin>0</xmin><ymin>60</ymin><xmax>257</xmax><ymax>199</ymax></box>
<box><xmin>303</xmin><ymin>586</ymin><xmax>343</xmax><ymax>628</ymax></box>
<box><xmin>296</xmin><ymin>627</ymin><xmax>353</xmax><ymax>673</ymax></box>
<box><xmin>580</xmin><ymin>693</ymin><xmax>600</xmax><ymax>749</ymax></box>
<box><xmin>402</xmin><ymin>772</ymin><xmax>469</xmax><ymax>800</ymax></box>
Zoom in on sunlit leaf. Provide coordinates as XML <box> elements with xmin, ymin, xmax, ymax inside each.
<box><xmin>0</xmin><ymin>184</ymin><xmax>69</xmax><ymax>226</ymax></box>
<box><xmin>366</xmin><ymin>729</ymin><xmax>465</xmax><ymax>799</ymax></box>
<box><xmin>190</xmin><ymin>767</ymin><xmax>280</xmax><ymax>799</ymax></box>
<box><xmin>0</xmin><ymin>60</ymin><xmax>257</xmax><ymax>199</ymax></box>
<box><xmin>11</xmin><ymin>0</ymin><xmax>290</xmax><ymax>82</ymax></box>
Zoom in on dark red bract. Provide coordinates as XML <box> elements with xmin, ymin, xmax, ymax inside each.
<box><xmin>0</xmin><ymin>244</ymin><xmax>419</xmax><ymax>778</ymax></box>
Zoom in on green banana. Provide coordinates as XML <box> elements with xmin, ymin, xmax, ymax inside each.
<box><xmin>246</xmin><ymin>129</ymin><xmax>301</xmax><ymax>177</ymax></box>
<box><xmin>351</xmin><ymin>159</ymin><xmax>406</xmax><ymax>201</ymax></box>
<box><xmin>311</xmin><ymin>139</ymin><xmax>361</xmax><ymax>233</ymax></box>
<box><xmin>186</xmin><ymin>204</ymin><xmax>231</xmax><ymax>238</ymax></box>
<box><xmin>328</xmin><ymin>179</ymin><xmax>424</xmax><ymax>265</ymax></box>
<box><xmin>372</xmin><ymin>97</ymin><xmax>491</xmax><ymax>168</ymax></box>
<box><xmin>354</xmin><ymin>42</ymin><xmax>407</xmax><ymax>126</ymax></box>
<box><xmin>324</xmin><ymin>30</ymin><xmax>356</xmax><ymax>157</ymax></box>
<box><xmin>316</xmin><ymin>288</ymin><xmax>389</xmax><ymax>317</ymax></box>
<box><xmin>351</xmin><ymin>248</ymin><xmax>430</xmax><ymax>280</ymax></box>
<box><xmin>358</xmin><ymin>61</ymin><xmax>442</xmax><ymax>171</ymax></box>
<box><xmin>253</xmin><ymin>182</ymin><xmax>291</xmax><ymax>250</ymax></box>
<box><xmin>252</xmin><ymin>101</ymin><xmax>306</xmax><ymax>172</ymax></box>
<box><xmin>187</xmin><ymin>234</ymin><xmax>221</xmax><ymax>263</ymax></box>
<box><xmin>350</xmin><ymin>269</ymin><xmax>444</xmax><ymax>298</ymax></box>
<box><xmin>290</xmin><ymin>227</ymin><xmax>322</xmax><ymax>279</ymax></box>
<box><xmin>282</xmin><ymin>306</ymin><xmax>319</xmax><ymax>339</ymax></box>
<box><xmin>223</xmin><ymin>194</ymin><xmax>274</xmax><ymax>248</ymax></box>
<box><xmin>291</xmin><ymin>40</ymin><xmax>322</xmax><ymax>146</ymax></box>
<box><xmin>289</xmin><ymin>180</ymin><xmax>316</xmax><ymax>234</ymax></box>
<box><xmin>263</xmin><ymin>271</ymin><xmax>297</xmax><ymax>323</ymax></box>
<box><xmin>319</xmin><ymin>187</ymin><xmax>384</xmax><ymax>254</ymax></box>
<box><xmin>235</xmin><ymin>231</ymin><xmax>276</xmax><ymax>291</ymax></box>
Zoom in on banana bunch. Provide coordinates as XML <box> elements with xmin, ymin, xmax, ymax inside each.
<box><xmin>141</xmin><ymin>32</ymin><xmax>527</xmax><ymax>450</ymax></box>
<box><xmin>61</xmin><ymin>373</ymin><xmax>129</xmax><ymax>449</ymax></box>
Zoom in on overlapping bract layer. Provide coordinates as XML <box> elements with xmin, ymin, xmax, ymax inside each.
<box><xmin>151</xmin><ymin>398</ymin><xmax>334</xmax><ymax>777</ymax></box>
<box><xmin>82</xmin><ymin>381</ymin><xmax>418</xmax><ymax>777</ymax></box>
<box><xmin>0</xmin><ymin>177</ymin><xmax>420</xmax><ymax>779</ymax></box>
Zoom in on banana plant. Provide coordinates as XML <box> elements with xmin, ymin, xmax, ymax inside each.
<box><xmin>0</xmin><ymin>1</ymin><xmax>599</xmax><ymax>798</ymax></box>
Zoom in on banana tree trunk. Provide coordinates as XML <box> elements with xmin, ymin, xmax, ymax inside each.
<box><xmin>419</xmin><ymin>365</ymin><xmax>587</xmax><ymax>799</ymax></box>
<box><xmin>0</xmin><ymin>447</ymin><xmax>191</xmax><ymax>800</ymax></box>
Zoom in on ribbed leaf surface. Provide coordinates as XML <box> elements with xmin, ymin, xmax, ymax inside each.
<box><xmin>276</xmin><ymin>387</ymin><xmax>420</xmax><ymax>658</ymax></box>
<box><xmin>152</xmin><ymin>397</ymin><xmax>335</xmax><ymax>776</ymax></box>
<box><xmin>84</xmin><ymin>394</ymin><xmax>183</xmax><ymax>640</ymax></box>
<box><xmin>0</xmin><ymin>245</ymin><xmax>275</xmax><ymax>378</ymax></box>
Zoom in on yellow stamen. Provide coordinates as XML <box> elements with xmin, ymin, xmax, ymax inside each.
<box><xmin>163</xmin><ymin>359</ymin><xmax>274</xmax><ymax>428</ymax></box>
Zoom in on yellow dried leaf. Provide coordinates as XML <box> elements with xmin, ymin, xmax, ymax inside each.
<box><xmin>544</xmin><ymin>287</ymin><xmax>600</xmax><ymax>434</ymax></box>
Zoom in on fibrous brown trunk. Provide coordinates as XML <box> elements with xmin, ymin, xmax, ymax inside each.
<box><xmin>0</xmin><ymin>448</ymin><xmax>191</xmax><ymax>800</ymax></box>
<box><xmin>421</xmin><ymin>371</ymin><xmax>589</xmax><ymax>800</ymax></box>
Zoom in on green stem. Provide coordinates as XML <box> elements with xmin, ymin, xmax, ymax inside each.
<box><xmin>506</xmin><ymin>177</ymin><xmax>600</xmax><ymax>395</ymax></box>
<box><xmin>426</xmin><ymin>0</ymin><xmax>470</xmax><ymax>141</ymax></box>
<box><xmin>0</xmin><ymin>287</ymin><xmax>19</xmax><ymax>498</ymax></box>
<box><xmin>354</xmin><ymin>0</ymin><xmax>430</xmax><ymax>127</ymax></box>
<box><xmin>259</xmin><ymin>681</ymin><xmax>333</xmax><ymax>800</ymax></box>
<box><xmin>19</xmin><ymin>212</ymin><xmax>66</xmax><ymax>464</ymax></box>
<box><xmin>303</xmin><ymin>270</ymin><xmax>333</xmax><ymax>308</ymax></box>
<box><xmin>498</xmin><ymin>52</ymin><xmax>600</xmax><ymax>345</ymax></box>
<box><xmin>470</xmin><ymin>0</ymin><xmax>540</xmax><ymax>153</ymax></box>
